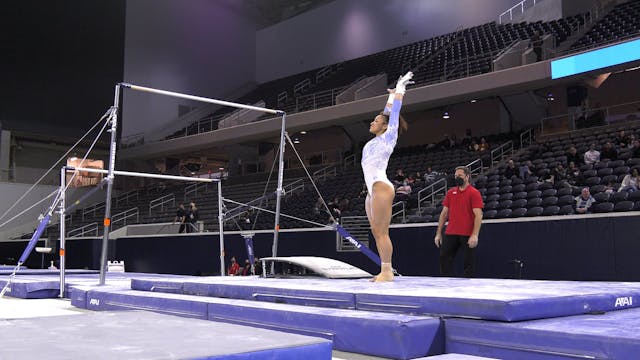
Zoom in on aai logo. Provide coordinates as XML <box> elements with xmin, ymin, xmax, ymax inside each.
<box><xmin>89</xmin><ymin>298</ymin><xmax>100</xmax><ymax>306</ymax></box>
<box><xmin>614</xmin><ymin>296</ymin><xmax>633</xmax><ymax>307</ymax></box>
<box><xmin>345</xmin><ymin>236</ymin><xmax>362</xmax><ymax>249</ymax></box>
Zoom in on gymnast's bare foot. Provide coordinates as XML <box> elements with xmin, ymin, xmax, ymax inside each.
<box><xmin>369</xmin><ymin>270</ymin><xmax>394</xmax><ymax>282</ymax></box>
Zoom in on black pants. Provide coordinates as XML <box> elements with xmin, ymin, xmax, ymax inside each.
<box><xmin>178</xmin><ymin>223</ymin><xmax>186</xmax><ymax>233</ymax></box>
<box><xmin>439</xmin><ymin>234</ymin><xmax>476</xmax><ymax>278</ymax></box>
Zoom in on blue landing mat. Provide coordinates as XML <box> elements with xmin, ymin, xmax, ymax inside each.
<box><xmin>0</xmin><ymin>272</ymin><xmax>184</xmax><ymax>299</ymax></box>
<box><xmin>73</xmin><ymin>286</ymin><xmax>443</xmax><ymax>359</ymax></box>
<box><xmin>131</xmin><ymin>276</ymin><xmax>640</xmax><ymax>321</ymax></box>
<box><xmin>0</xmin><ymin>265</ymin><xmax>26</xmax><ymax>271</ymax></box>
<box><xmin>0</xmin><ymin>310</ymin><xmax>331</xmax><ymax>360</ymax></box>
<box><xmin>445</xmin><ymin>307</ymin><xmax>640</xmax><ymax>359</ymax></box>
<box><xmin>419</xmin><ymin>355</ymin><xmax>498</xmax><ymax>360</ymax></box>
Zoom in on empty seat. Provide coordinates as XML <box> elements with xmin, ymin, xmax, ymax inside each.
<box><xmin>543</xmin><ymin>205</ymin><xmax>560</xmax><ymax>216</ymax></box>
<box><xmin>511</xmin><ymin>207</ymin><xmax>528</xmax><ymax>217</ymax></box>
<box><xmin>527</xmin><ymin>190</ymin><xmax>542</xmax><ymax>199</ymax></box>
<box><xmin>485</xmin><ymin>201</ymin><xmax>499</xmax><ymax>210</ymax></box>
<box><xmin>512</xmin><ymin>198</ymin><xmax>528</xmax><ymax>209</ymax></box>
<box><xmin>629</xmin><ymin>191</ymin><xmax>640</xmax><ymax>202</ymax></box>
<box><xmin>542</xmin><ymin>188</ymin><xmax>557</xmax><ymax>197</ymax></box>
<box><xmin>614</xmin><ymin>166</ymin><xmax>630</xmax><ymax>175</ymax></box>
<box><xmin>542</xmin><ymin>196</ymin><xmax>558</xmax><ymax>206</ymax></box>
<box><xmin>557</xmin><ymin>187</ymin><xmax>573</xmax><ymax>197</ymax></box>
<box><xmin>592</xmin><ymin>202</ymin><xmax>614</xmax><ymax>213</ymax></box>
<box><xmin>614</xmin><ymin>201</ymin><xmax>634</xmax><ymax>212</ymax></box>
<box><xmin>525</xmin><ymin>183</ymin><xmax>539</xmax><ymax>191</ymax></box>
<box><xmin>497</xmin><ymin>208</ymin><xmax>512</xmax><ymax>218</ymax></box>
<box><xmin>499</xmin><ymin>200</ymin><xmax>513</xmax><ymax>209</ymax></box>
<box><xmin>527</xmin><ymin>197</ymin><xmax>543</xmax><ymax>208</ymax></box>
<box><xmin>483</xmin><ymin>209</ymin><xmax>498</xmax><ymax>219</ymax></box>
<box><xmin>513</xmin><ymin>191</ymin><xmax>528</xmax><ymax>200</ymax></box>
<box><xmin>559</xmin><ymin>204</ymin><xmax>575</xmax><ymax>215</ymax></box>
<box><xmin>597</xmin><ymin>167</ymin><xmax>614</xmax><ymax>176</ymax></box>
<box><xmin>557</xmin><ymin>194</ymin><xmax>575</xmax><ymax>206</ymax></box>
<box><xmin>526</xmin><ymin>206</ymin><xmax>544</xmax><ymax>217</ymax></box>
<box><xmin>512</xmin><ymin>184</ymin><xmax>526</xmax><ymax>193</ymax></box>
<box><xmin>499</xmin><ymin>192</ymin><xmax>514</xmax><ymax>201</ymax></box>
<box><xmin>585</xmin><ymin>176</ymin><xmax>601</xmax><ymax>186</ymax></box>
<box><xmin>610</xmin><ymin>191</ymin><xmax>629</xmax><ymax>203</ymax></box>
<box><xmin>593</xmin><ymin>192</ymin><xmax>610</xmax><ymax>203</ymax></box>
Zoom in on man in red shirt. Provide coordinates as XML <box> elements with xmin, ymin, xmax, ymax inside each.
<box><xmin>434</xmin><ymin>166</ymin><xmax>484</xmax><ymax>277</ymax></box>
<box><xmin>227</xmin><ymin>257</ymin><xmax>240</xmax><ymax>276</ymax></box>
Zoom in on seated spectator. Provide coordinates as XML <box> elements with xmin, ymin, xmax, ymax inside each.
<box><xmin>566</xmin><ymin>161</ymin><xmax>581</xmax><ymax>185</ymax></box>
<box><xmin>632</xmin><ymin>139</ymin><xmax>640</xmax><ymax>158</ymax></box>
<box><xmin>600</xmin><ymin>142</ymin><xmax>618</xmax><ymax>160</ymax></box>
<box><xmin>504</xmin><ymin>159</ymin><xmax>517</xmax><ymax>179</ymax></box>
<box><xmin>469</xmin><ymin>140</ymin><xmax>479</xmax><ymax>152</ymax></box>
<box><xmin>614</xmin><ymin>130</ymin><xmax>631</xmax><ymax>148</ymax></box>
<box><xmin>358</xmin><ymin>184</ymin><xmax>368</xmax><ymax>198</ymax></box>
<box><xmin>414</xmin><ymin>172</ymin><xmax>423</xmax><ymax>183</ymax></box>
<box><xmin>395</xmin><ymin>181</ymin><xmax>412</xmax><ymax>202</ymax></box>
<box><xmin>328</xmin><ymin>196</ymin><xmax>342</xmax><ymax>219</ymax></box>
<box><xmin>567</xmin><ymin>146</ymin><xmax>582</xmax><ymax>165</ymax></box>
<box><xmin>627</xmin><ymin>134</ymin><xmax>637</xmax><ymax>150</ymax></box>
<box><xmin>519</xmin><ymin>160</ymin><xmax>533</xmax><ymax>179</ymax></box>
<box><xmin>228</xmin><ymin>257</ymin><xmax>240</xmax><ymax>276</ymax></box>
<box><xmin>312</xmin><ymin>197</ymin><xmax>324</xmax><ymax>215</ymax></box>
<box><xmin>461</xmin><ymin>128</ymin><xmax>473</xmax><ymax>148</ymax></box>
<box><xmin>550</xmin><ymin>163</ymin><xmax>567</xmax><ymax>185</ymax></box>
<box><xmin>583</xmin><ymin>143</ymin><xmax>600</xmax><ymax>165</ymax></box>
<box><xmin>405</xmin><ymin>173</ymin><xmax>416</xmax><ymax>184</ymax></box>
<box><xmin>242</xmin><ymin>259</ymin><xmax>252</xmax><ymax>276</ymax></box>
<box><xmin>478</xmin><ymin>137</ymin><xmax>490</xmax><ymax>152</ymax></box>
<box><xmin>604</xmin><ymin>181</ymin><xmax>616</xmax><ymax>194</ymax></box>
<box><xmin>439</xmin><ymin>134</ymin><xmax>455</xmax><ymax>150</ymax></box>
<box><xmin>448</xmin><ymin>134</ymin><xmax>458</xmax><ymax>148</ymax></box>
<box><xmin>618</xmin><ymin>168</ymin><xmax>640</xmax><ymax>193</ymax></box>
<box><xmin>575</xmin><ymin>188</ymin><xmax>596</xmax><ymax>214</ymax></box>
<box><xmin>254</xmin><ymin>258</ymin><xmax>262</xmax><ymax>276</ymax></box>
<box><xmin>423</xmin><ymin>166</ymin><xmax>441</xmax><ymax>182</ymax></box>
<box><xmin>339</xmin><ymin>198</ymin><xmax>350</xmax><ymax>213</ymax></box>
<box><xmin>393</xmin><ymin>169</ymin><xmax>406</xmax><ymax>185</ymax></box>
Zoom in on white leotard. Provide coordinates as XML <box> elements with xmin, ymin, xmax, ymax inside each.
<box><xmin>361</xmin><ymin>99</ymin><xmax>402</xmax><ymax>196</ymax></box>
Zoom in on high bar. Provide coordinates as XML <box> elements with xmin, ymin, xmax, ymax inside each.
<box><xmin>66</xmin><ymin>167</ymin><xmax>219</xmax><ymax>183</ymax></box>
<box><xmin>119</xmin><ymin>83</ymin><xmax>283</xmax><ymax>115</ymax></box>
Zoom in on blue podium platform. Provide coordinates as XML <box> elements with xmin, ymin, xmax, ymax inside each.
<box><xmin>445</xmin><ymin>307</ymin><xmax>640</xmax><ymax>359</ymax></box>
<box><xmin>72</xmin><ymin>286</ymin><xmax>444</xmax><ymax>359</ymax></box>
<box><xmin>130</xmin><ymin>276</ymin><xmax>640</xmax><ymax>321</ymax></box>
<box><xmin>5</xmin><ymin>271</ymin><xmax>640</xmax><ymax>359</ymax></box>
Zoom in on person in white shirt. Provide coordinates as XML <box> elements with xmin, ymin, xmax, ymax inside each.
<box><xmin>583</xmin><ymin>143</ymin><xmax>600</xmax><ymax>165</ymax></box>
<box><xmin>618</xmin><ymin>168</ymin><xmax>640</xmax><ymax>193</ymax></box>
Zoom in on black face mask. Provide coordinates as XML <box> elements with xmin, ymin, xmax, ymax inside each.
<box><xmin>454</xmin><ymin>176</ymin><xmax>465</xmax><ymax>187</ymax></box>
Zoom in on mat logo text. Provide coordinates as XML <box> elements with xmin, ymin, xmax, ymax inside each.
<box><xmin>344</xmin><ymin>236</ymin><xmax>362</xmax><ymax>249</ymax></box>
<box><xmin>614</xmin><ymin>296</ymin><xmax>632</xmax><ymax>307</ymax></box>
<box><xmin>89</xmin><ymin>298</ymin><xmax>100</xmax><ymax>306</ymax></box>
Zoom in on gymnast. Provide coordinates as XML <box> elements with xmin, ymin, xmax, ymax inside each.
<box><xmin>362</xmin><ymin>71</ymin><xmax>414</xmax><ymax>282</ymax></box>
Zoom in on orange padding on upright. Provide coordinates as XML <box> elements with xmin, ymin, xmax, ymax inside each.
<box><xmin>59</xmin><ymin>249</ymin><xmax>65</xmax><ymax>256</ymax></box>
<box><xmin>104</xmin><ymin>218</ymin><xmax>111</xmax><ymax>226</ymax></box>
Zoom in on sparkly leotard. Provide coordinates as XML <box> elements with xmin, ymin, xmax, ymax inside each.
<box><xmin>361</xmin><ymin>99</ymin><xmax>402</xmax><ymax>196</ymax></box>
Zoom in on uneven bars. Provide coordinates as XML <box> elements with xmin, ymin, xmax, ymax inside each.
<box><xmin>119</xmin><ymin>83</ymin><xmax>283</xmax><ymax>115</ymax></box>
<box><xmin>66</xmin><ymin>167</ymin><xmax>218</xmax><ymax>183</ymax></box>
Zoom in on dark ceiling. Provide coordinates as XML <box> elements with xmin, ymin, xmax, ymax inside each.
<box><xmin>245</xmin><ymin>0</ymin><xmax>335</xmax><ymax>29</ymax></box>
